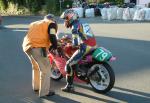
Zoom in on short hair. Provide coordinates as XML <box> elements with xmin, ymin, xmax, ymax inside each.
<box><xmin>44</xmin><ymin>14</ymin><xmax>54</xmax><ymax>20</ymax></box>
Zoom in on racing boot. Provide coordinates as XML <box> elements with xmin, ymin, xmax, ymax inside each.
<box><xmin>61</xmin><ymin>75</ymin><xmax>74</xmax><ymax>92</ymax></box>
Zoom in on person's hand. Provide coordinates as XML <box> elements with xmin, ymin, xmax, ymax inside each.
<box><xmin>72</xmin><ymin>45</ymin><xmax>79</xmax><ymax>49</ymax></box>
<box><xmin>49</xmin><ymin>46</ymin><xmax>53</xmax><ymax>52</ymax></box>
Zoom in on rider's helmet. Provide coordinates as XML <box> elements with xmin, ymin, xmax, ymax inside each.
<box><xmin>60</xmin><ymin>9</ymin><xmax>79</xmax><ymax>28</ymax></box>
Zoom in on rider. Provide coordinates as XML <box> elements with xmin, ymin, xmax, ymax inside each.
<box><xmin>60</xmin><ymin>9</ymin><xmax>97</xmax><ymax>92</ymax></box>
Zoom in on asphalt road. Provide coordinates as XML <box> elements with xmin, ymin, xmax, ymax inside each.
<box><xmin>0</xmin><ymin>16</ymin><xmax>150</xmax><ymax>103</ymax></box>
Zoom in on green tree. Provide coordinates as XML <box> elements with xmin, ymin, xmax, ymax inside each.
<box><xmin>115</xmin><ymin>0</ymin><xmax>124</xmax><ymax>5</ymax></box>
<box><xmin>45</xmin><ymin>0</ymin><xmax>60</xmax><ymax>15</ymax></box>
<box><xmin>27</xmin><ymin>0</ymin><xmax>42</xmax><ymax>13</ymax></box>
<box><xmin>0</xmin><ymin>0</ymin><xmax>44</xmax><ymax>14</ymax></box>
<box><xmin>0</xmin><ymin>0</ymin><xmax>8</xmax><ymax>9</ymax></box>
<box><xmin>98</xmin><ymin>0</ymin><xmax>124</xmax><ymax>5</ymax></box>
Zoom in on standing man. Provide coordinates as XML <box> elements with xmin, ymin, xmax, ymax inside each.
<box><xmin>22</xmin><ymin>14</ymin><xmax>58</xmax><ymax>97</ymax></box>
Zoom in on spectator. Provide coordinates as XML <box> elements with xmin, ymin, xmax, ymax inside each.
<box><xmin>22</xmin><ymin>14</ymin><xmax>58</xmax><ymax>97</ymax></box>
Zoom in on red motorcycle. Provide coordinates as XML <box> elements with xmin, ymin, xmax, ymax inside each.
<box><xmin>48</xmin><ymin>35</ymin><xmax>116</xmax><ymax>93</ymax></box>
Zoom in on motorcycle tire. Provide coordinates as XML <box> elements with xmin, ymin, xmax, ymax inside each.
<box><xmin>50</xmin><ymin>62</ymin><xmax>63</xmax><ymax>81</ymax></box>
<box><xmin>88</xmin><ymin>62</ymin><xmax>115</xmax><ymax>93</ymax></box>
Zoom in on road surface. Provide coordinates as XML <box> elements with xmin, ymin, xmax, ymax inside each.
<box><xmin>0</xmin><ymin>16</ymin><xmax>150</xmax><ymax>103</ymax></box>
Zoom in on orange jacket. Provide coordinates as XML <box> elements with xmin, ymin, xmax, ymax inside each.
<box><xmin>22</xmin><ymin>19</ymin><xmax>55</xmax><ymax>52</ymax></box>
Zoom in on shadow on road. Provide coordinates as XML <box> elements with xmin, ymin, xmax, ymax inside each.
<box><xmin>72</xmin><ymin>90</ymin><xmax>116</xmax><ymax>103</ymax></box>
<box><xmin>108</xmin><ymin>87</ymin><xmax>150</xmax><ymax>103</ymax></box>
<box><xmin>41</xmin><ymin>94</ymin><xmax>80</xmax><ymax>103</ymax></box>
<box><xmin>75</xmin><ymin>84</ymin><xmax>150</xmax><ymax>103</ymax></box>
<box><xmin>114</xmin><ymin>86</ymin><xmax>150</xmax><ymax>98</ymax></box>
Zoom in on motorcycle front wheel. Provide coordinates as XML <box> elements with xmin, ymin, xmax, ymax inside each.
<box><xmin>50</xmin><ymin>62</ymin><xmax>63</xmax><ymax>81</ymax></box>
<box><xmin>88</xmin><ymin>62</ymin><xmax>115</xmax><ymax>93</ymax></box>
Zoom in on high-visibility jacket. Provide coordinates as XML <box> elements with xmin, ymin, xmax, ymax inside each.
<box><xmin>22</xmin><ymin>19</ymin><xmax>55</xmax><ymax>52</ymax></box>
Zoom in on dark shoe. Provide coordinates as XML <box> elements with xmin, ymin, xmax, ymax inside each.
<box><xmin>39</xmin><ymin>91</ymin><xmax>55</xmax><ymax>98</ymax></box>
<box><xmin>34</xmin><ymin>90</ymin><xmax>39</xmax><ymax>93</ymax></box>
<box><xmin>46</xmin><ymin>91</ymin><xmax>55</xmax><ymax>96</ymax></box>
<box><xmin>61</xmin><ymin>85</ymin><xmax>74</xmax><ymax>92</ymax></box>
<box><xmin>33</xmin><ymin>90</ymin><xmax>39</xmax><ymax>94</ymax></box>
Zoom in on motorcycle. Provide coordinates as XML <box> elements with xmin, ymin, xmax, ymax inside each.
<box><xmin>48</xmin><ymin>34</ymin><xmax>116</xmax><ymax>93</ymax></box>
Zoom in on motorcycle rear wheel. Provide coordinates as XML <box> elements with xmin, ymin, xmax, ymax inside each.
<box><xmin>88</xmin><ymin>62</ymin><xmax>115</xmax><ymax>93</ymax></box>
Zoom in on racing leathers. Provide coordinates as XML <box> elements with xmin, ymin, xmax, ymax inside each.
<box><xmin>62</xmin><ymin>20</ymin><xmax>97</xmax><ymax>91</ymax></box>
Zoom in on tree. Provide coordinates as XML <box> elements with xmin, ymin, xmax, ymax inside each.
<box><xmin>0</xmin><ymin>0</ymin><xmax>8</xmax><ymax>9</ymax></box>
<box><xmin>45</xmin><ymin>0</ymin><xmax>60</xmax><ymax>14</ymax></box>
<box><xmin>26</xmin><ymin>0</ymin><xmax>42</xmax><ymax>13</ymax></box>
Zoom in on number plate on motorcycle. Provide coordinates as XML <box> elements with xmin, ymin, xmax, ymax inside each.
<box><xmin>92</xmin><ymin>47</ymin><xmax>112</xmax><ymax>62</ymax></box>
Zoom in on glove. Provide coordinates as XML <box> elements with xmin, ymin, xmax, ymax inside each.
<box><xmin>49</xmin><ymin>46</ymin><xmax>53</xmax><ymax>52</ymax></box>
<box><xmin>72</xmin><ymin>45</ymin><xmax>79</xmax><ymax>49</ymax></box>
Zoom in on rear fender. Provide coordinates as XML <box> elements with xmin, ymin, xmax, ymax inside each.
<box><xmin>109</xmin><ymin>56</ymin><xmax>116</xmax><ymax>62</ymax></box>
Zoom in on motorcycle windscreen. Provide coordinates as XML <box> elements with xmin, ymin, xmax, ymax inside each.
<box><xmin>92</xmin><ymin>47</ymin><xmax>112</xmax><ymax>62</ymax></box>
